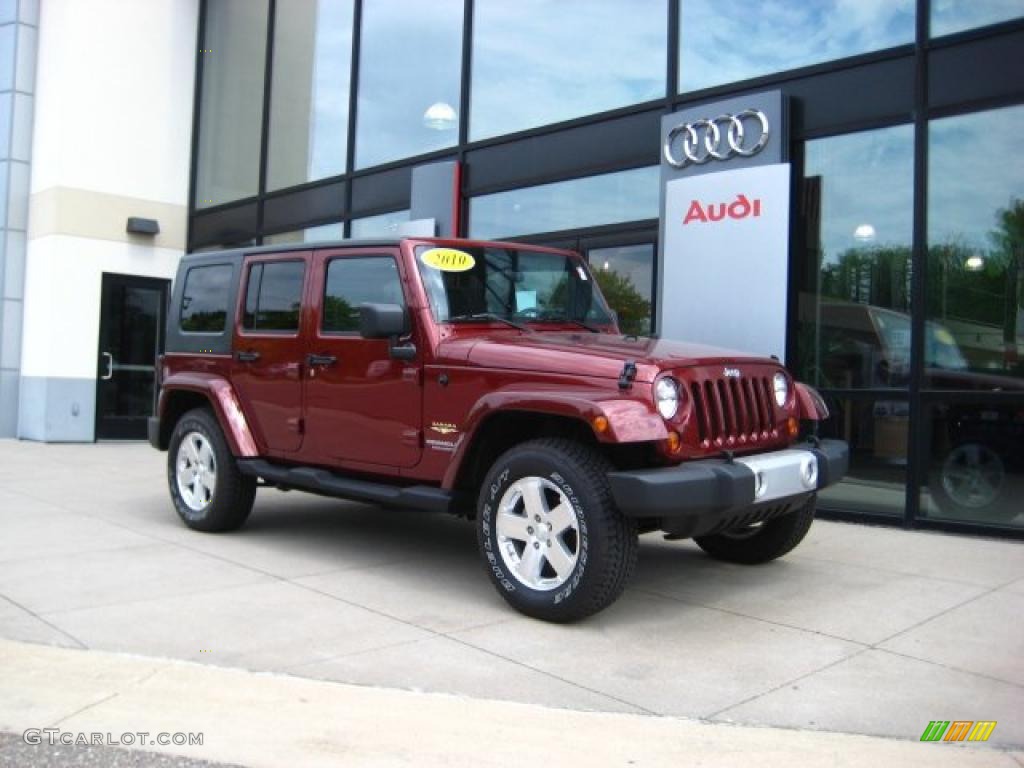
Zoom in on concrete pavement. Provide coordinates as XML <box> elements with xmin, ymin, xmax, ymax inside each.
<box><xmin>1</xmin><ymin>439</ymin><xmax>1022</xmax><ymax>760</ymax></box>
<box><xmin>1</xmin><ymin>639</ymin><xmax>1020</xmax><ymax>768</ymax></box>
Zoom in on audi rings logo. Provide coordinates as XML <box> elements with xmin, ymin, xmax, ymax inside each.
<box><xmin>663</xmin><ymin>109</ymin><xmax>771</xmax><ymax>168</ymax></box>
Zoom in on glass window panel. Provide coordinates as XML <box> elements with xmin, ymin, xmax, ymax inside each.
<box><xmin>180</xmin><ymin>264</ymin><xmax>232</xmax><ymax>333</ymax></box>
<box><xmin>921</xmin><ymin>402</ymin><xmax>1024</xmax><ymax>528</ymax></box>
<box><xmin>678</xmin><ymin>0</ymin><xmax>914</xmax><ymax>93</ymax></box>
<box><xmin>470</xmin><ymin>0</ymin><xmax>666</xmax><ymax>141</ymax></box>
<box><xmin>469</xmin><ymin>167</ymin><xmax>659</xmax><ymax>240</ymax></box>
<box><xmin>322</xmin><ymin>256</ymin><xmax>404</xmax><ymax>332</ymax></box>
<box><xmin>816</xmin><ymin>396</ymin><xmax>908</xmax><ymax>516</ymax></box>
<box><xmin>243</xmin><ymin>260</ymin><xmax>305</xmax><ymax>331</ymax></box>
<box><xmin>0</xmin><ymin>25</ymin><xmax>14</xmax><ymax>90</ymax></box>
<box><xmin>267</xmin><ymin>0</ymin><xmax>353</xmax><ymax>191</ymax></box>
<box><xmin>796</xmin><ymin>125</ymin><xmax>915</xmax><ymax>390</ymax></box>
<box><xmin>263</xmin><ymin>222</ymin><xmax>345</xmax><ymax>245</ymax></box>
<box><xmin>350</xmin><ymin>209</ymin><xmax>409</xmax><ymax>238</ymax></box>
<box><xmin>15</xmin><ymin>23</ymin><xmax>34</xmax><ymax>92</ymax></box>
<box><xmin>354</xmin><ymin>0</ymin><xmax>463</xmax><ymax>169</ymax></box>
<box><xmin>927</xmin><ymin>105</ymin><xmax>1024</xmax><ymax>389</ymax></box>
<box><xmin>0</xmin><ymin>92</ymin><xmax>11</xmax><ymax>158</ymax></box>
<box><xmin>931</xmin><ymin>0</ymin><xmax>1023</xmax><ymax>36</ymax></box>
<box><xmin>588</xmin><ymin>244</ymin><xmax>655</xmax><ymax>336</ymax></box>
<box><xmin>195</xmin><ymin>0</ymin><xmax>268</xmax><ymax>208</ymax></box>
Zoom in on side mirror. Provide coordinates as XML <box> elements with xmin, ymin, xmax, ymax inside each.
<box><xmin>359</xmin><ymin>303</ymin><xmax>416</xmax><ymax>361</ymax></box>
<box><xmin>359</xmin><ymin>303</ymin><xmax>408</xmax><ymax>339</ymax></box>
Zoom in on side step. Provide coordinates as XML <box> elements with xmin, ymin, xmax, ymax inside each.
<box><xmin>237</xmin><ymin>459</ymin><xmax>456</xmax><ymax>515</ymax></box>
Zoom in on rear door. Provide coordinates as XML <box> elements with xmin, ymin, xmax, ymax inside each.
<box><xmin>231</xmin><ymin>252</ymin><xmax>311</xmax><ymax>454</ymax></box>
<box><xmin>301</xmin><ymin>247</ymin><xmax>422</xmax><ymax>468</ymax></box>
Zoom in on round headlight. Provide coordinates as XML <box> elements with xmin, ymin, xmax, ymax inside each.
<box><xmin>773</xmin><ymin>372</ymin><xmax>789</xmax><ymax>407</ymax></box>
<box><xmin>655</xmin><ymin>377</ymin><xmax>680</xmax><ymax>420</ymax></box>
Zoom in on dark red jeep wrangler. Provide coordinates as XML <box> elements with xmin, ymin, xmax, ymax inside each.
<box><xmin>150</xmin><ymin>238</ymin><xmax>847</xmax><ymax>621</ymax></box>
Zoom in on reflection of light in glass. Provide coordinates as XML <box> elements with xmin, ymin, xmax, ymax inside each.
<box><xmin>853</xmin><ymin>223</ymin><xmax>876</xmax><ymax>242</ymax></box>
<box><xmin>965</xmin><ymin>254</ymin><xmax>985</xmax><ymax>271</ymax></box>
<box><xmin>603</xmin><ymin>261</ymin><xmax>610</xmax><ymax>271</ymax></box>
<box><xmin>423</xmin><ymin>102</ymin><xmax>457</xmax><ymax>130</ymax></box>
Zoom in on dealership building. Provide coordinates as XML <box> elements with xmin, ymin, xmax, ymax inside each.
<box><xmin>0</xmin><ymin>0</ymin><xmax>1021</xmax><ymax>536</ymax></box>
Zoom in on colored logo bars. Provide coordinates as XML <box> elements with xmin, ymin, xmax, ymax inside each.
<box><xmin>920</xmin><ymin>721</ymin><xmax>997</xmax><ymax>742</ymax></box>
<box><xmin>663</xmin><ymin>109</ymin><xmax>770</xmax><ymax>168</ymax></box>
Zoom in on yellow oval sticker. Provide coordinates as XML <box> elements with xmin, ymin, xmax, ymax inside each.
<box><xmin>420</xmin><ymin>247</ymin><xmax>476</xmax><ymax>273</ymax></box>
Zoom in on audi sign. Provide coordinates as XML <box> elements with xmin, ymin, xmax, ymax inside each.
<box><xmin>663</xmin><ymin>109</ymin><xmax>771</xmax><ymax>169</ymax></box>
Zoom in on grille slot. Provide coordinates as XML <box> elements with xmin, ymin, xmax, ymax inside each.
<box><xmin>689</xmin><ymin>372</ymin><xmax>775</xmax><ymax>446</ymax></box>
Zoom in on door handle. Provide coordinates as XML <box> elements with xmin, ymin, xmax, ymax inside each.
<box><xmin>236</xmin><ymin>350</ymin><xmax>260</xmax><ymax>363</ymax></box>
<box><xmin>101</xmin><ymin>352</ymin><xmax>113</xmax><ymax>380</ymax></box>
<box><xmin>307</xmin><ymin>353</ymin><xmax>337</xmax><ymax>367</ymax></box>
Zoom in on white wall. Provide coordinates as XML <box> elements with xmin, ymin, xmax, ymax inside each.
<box><xmin>31</xmin><ymin>0</ymin><xmax>198</xmax><ymax>204</ymax></box>
<box><xmin>20</xmin><ymin>235</ymin><xmax>182</xmax><ymax>380</ymax></box>
<box><xmin>19</xmin><ymin>0</ymin><xmax>199</xmax><ymax>439</ymax></box>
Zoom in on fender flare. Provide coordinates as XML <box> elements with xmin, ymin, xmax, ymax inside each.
<box><xmin>441</xmin><ymin>388</ymin><xmax>668</xmax><ymax>489</ymax></box>
<box><xmin>157</xmin><ymin>373</ymin><xmax>259</xmax><ymax>457</ymax></box>
<box><xmin>795</xmin><ymin>382</ymin><xmax>830</xmax><ymax>421</ymax></box>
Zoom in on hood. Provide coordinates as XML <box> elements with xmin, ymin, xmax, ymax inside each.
<box><xmin>437</xmin><ymin>331</ymin><xmax>777</xmax><ymax>381</ymax></box>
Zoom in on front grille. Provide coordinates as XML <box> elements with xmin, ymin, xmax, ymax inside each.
<box><xmin>689</xmin><ymin>374</ymin><xmax>777</xmax><ymax>447</ymax></box>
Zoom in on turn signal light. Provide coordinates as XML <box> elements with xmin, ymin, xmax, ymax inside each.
<box><xmin>787</xmin><ymin>417</ymin><xmax>799</xmax><ymax>438</ymax></box>
<box><xmin>593</xmin><ymin>416</ymin><xmax>609</xmax><ymax>434</ymax></box>
<box><xmin>665</xmin><ymin>430</ymin><xmax>682</xmax><ymax>453</ymax></box>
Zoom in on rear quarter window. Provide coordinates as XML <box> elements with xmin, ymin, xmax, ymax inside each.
<box><xmin>180</xmin><ymin>264</ymin><xmax>233</xmax><ymax>333</ymax></box>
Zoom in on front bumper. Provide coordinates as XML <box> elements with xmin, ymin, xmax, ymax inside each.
<box><xmin>607</xmin><ymin>439</ymin><xmax>848</xmax><ymax>537</ymax></box>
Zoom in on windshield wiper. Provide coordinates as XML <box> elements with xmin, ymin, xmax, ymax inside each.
<box><xmin>447</xmin><ymin>313</ymin><xmax>531</xmax><ymax>332</ymax></box>
<box><xmin>534</xmin><ymin>315</ymin><xmax>601</xmax><ymax>333</ymax></box>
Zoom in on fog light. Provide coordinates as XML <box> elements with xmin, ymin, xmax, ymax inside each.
<box><xmin>801</xmin><ymin>458</ymin><xmax>818</xmax><ymax>488</ymax></box>
<box><xmin>593</xmin><ymin>415</ymin><xmax>609</xmax><ymax>433</ymax></box>
<box><xmin>754</xmin><ymin>471</ymin><xmax>766</xmax><ymax>498</ymax></box>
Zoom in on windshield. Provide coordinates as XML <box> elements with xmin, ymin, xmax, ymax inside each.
<box><xmin>415</xmin><ymin>245</ymin><xmax>615</xmax><ymax>327</ymax></box>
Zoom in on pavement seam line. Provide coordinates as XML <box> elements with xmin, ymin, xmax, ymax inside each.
<box><xmin>441</xmin><ymin>633</ymin><xmax>657</xmax><ymax>715</ymax></box>
<box><xmin>0</xmin><ymin>593</ymin><xmax>88</xmax><ymax>649</ymax></box>
<box><xmin>49</xmin><ymin>691</ymin><xmax>120</xmax><ymax>728</ymax></box>
<box><xmin>869</xmin><ymin>579</ymin><xmax>1010</xmax><ymax>648</ymax></box>
<box><xmin>706</xmin><ymin>647</ymin><xmax>871</xmax><ymax>720</ymax></box>
<box><xmin>629</xmin><ymin>585</ymin><xmax>873</xmax><ymax>647</ymax></box>
<box><xmin>788</xmin><ymin>549</ymin><xmax>1015</xmax><ymax>589</ymax></box>
<box><xmin>874</xmin><ymin>646</ymin><xmax>1024</xmax><ymax>690</ymax></box>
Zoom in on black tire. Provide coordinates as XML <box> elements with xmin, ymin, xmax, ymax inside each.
<box><xmin>167</xmin><ymin>407</ymin><xmax>256</xmax><ymax>532</ymax></box>
<box><xmin>695</xmin><ymin>495</ymin><xmax>816</xmax><ymax>565</ymax></box>
<box><xmin>476</xmin><ymin>438</ymin><xmax>638</xmax><ymax>622</ymax></box>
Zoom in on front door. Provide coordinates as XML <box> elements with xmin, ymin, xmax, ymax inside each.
<box><xmin>96</xmin><ymin>273</ymin><xmax>169</xmax><ymax>439</ymax></box>
<box><xmin>231</xmin><ymin>252</ymin><xmax>310</xmax><ymax>454</ymax></box>
<box><xmin>302</xmin><ymin>248</ymin><xmax>422</xmax><ymax>468</ymax></box>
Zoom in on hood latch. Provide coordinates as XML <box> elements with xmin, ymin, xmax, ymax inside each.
<box><xmin>618</xmin><ymin>360</ymin><xmax>638</xmax><ymax>390</ymax></box>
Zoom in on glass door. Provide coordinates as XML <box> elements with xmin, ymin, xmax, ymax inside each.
<box><xmin>96</xmin><ymin>273</ymin><xmax>169</xmax><ymax>439</ymax></box>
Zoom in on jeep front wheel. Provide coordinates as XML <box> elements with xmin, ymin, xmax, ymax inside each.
<box><xmin>476</xmin><ymin>438</ymin><xmax>638</xmax><ymax>622</ymax></box>
<box><xmin>167</xmin><ymin>408</ymin><xmax>256</xmax><ymax>532</ymax></box>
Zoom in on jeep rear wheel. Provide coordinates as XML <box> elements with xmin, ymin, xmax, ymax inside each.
<box><xmin>694</xmin><ymin>495</ymin><xmax>816</xmax><ymax>564</ymax></box>
<box><xmin>477</xmin><ymin>438</ymin><xmax>638</xmax><ymax>622</ymax></box>
<box><xmin>167</xmin><ymin>408</ymin><xmax>256</xmax><ymax>532</ymax></box>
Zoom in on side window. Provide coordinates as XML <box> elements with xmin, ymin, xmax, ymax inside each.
<box><xmin>323</xmin><ymin>257</ymin><xmax>404</xmax><ymax>333</ymax></box>
<box><xmin>242</xmin><ymin>260</ymin><xmax>306</xmax><ymax>332</ymax></box>
<box><xmin>180</xmin><ymin>264</ymin><xmax>232</xmax><ymax>333</ymax></box>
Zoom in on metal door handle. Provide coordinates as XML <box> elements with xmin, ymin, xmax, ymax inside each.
<box><xmin>307</xmin><ymin>353</ymin><xmax>337</xmax><ymax>367</ymax></box>
<box><xmin>236</xmin><ymin>350</ymin><xmax>260</xmax><ymax>363</ymax></box>
<box><xmin>101</xmin><ymin>352</ymin><xmax>113</xmax><ymax>380</ymax></box>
